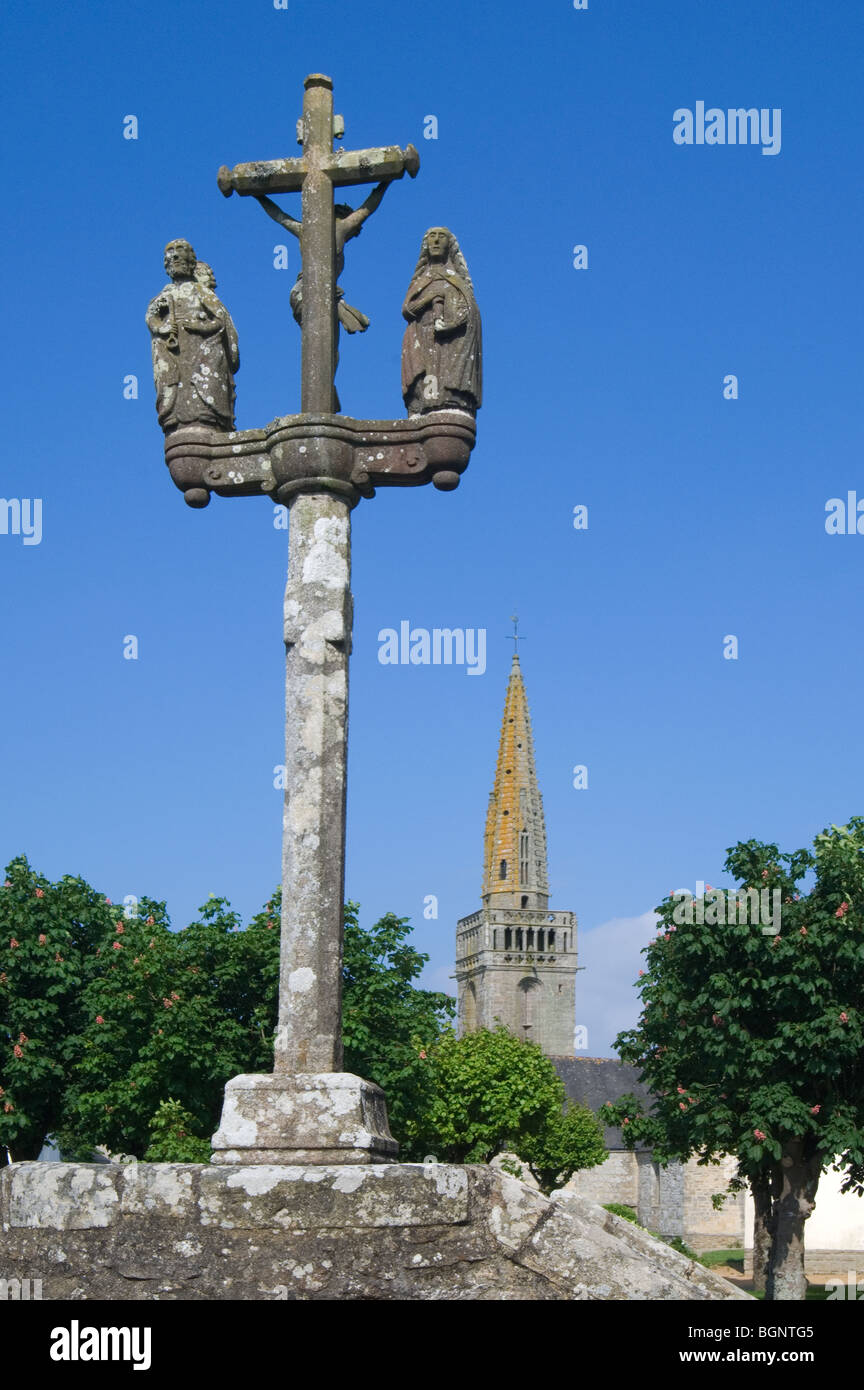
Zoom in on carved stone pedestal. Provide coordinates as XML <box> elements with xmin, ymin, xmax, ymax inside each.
<box><xmin>210</xmin><ymin>1073</ymin><xmax>398</xmax><ymax>1165</ymax></box>
<box><xmin>0</xmin><ymin>1162</ymin><xmax>752</xmax><ymax>1300</ymax></box>
<box><xmin>163</xmin><ymin>410</ymin><xmax>477</xmax><ymax>509</ymax></box>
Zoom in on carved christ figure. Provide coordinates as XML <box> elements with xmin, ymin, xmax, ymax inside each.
<box><xmin>401</xmin><ymin>227</ymin><xmax>482</xmax><ymax>416</ymax></box>
<box><xmin>254</xmin><ymin>181</ymin><xmax>391</xmax><ymax>410</ymax></box>
<box><xmin>146</xmin><ymin>240</ymin><xmax>239</xmax><ymax>433</ymax></box>
<box><xmin>254</xmin><ymin>180</ymin><xmax>391</xmax><ymax>333</ymax></box>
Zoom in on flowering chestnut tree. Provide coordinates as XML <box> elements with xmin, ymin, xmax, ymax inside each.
<box><xmin>63</xmin><ymin>896</ymin><xmax>453</xmax><ymax>1160</ymax></box>
<box><xmin>57</xmin><ymin>892</ymin><xmax>280</xmax><ymax>1159</ymax></box>
<box><xmin>0</xmin><ymin>857</ymin><xmax>118</xmax><ymax>1161</ymax></box>
<box><xmin>2</xmin><ymin>854</ymin><xmax>455</xmax><ymax>1163</ymax></box>
<box><xmin>603</xmin><ymin>821</ymin><xmax>864</xmax><ymax>1301</ymax></box>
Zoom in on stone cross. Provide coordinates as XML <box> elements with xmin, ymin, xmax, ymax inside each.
<box><xmin>150</xmin><ymin>73</ymin><xmax>479</xmax><ymax>1165</ymax></box>
<box><xmin>217</xmin><ymin>73</ymin><xmax>419</xmax><ymax>413</ymax></box>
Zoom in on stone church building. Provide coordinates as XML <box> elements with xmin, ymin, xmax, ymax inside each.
<box><xmin>455</xmin><ymin>651</ymin><xmax>744</xmax><ymax>1252</ymax></box>
<box><xmin>454</xmin><ymin>647</ymin><xmax>578</xmax><ymax>1056</ymax></box>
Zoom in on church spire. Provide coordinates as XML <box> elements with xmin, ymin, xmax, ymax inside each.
<box><xmin>457</xmin><ymin>626</ymin><xmax>577</xmax><ymax>1057</ymax></box>
<box><xmin>482</xmin><ymin>640</ymin><xmax>550</xmax><ymax>909</ymax></box>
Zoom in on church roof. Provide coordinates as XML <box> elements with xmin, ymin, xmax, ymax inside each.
<box><xmin>482</xmin><ymin>654</ymin><xmax>549</xmax><ymax>901</ymax></box>
<box><xmin>552</xmin><ymin>1056</ymin><xmax>655</xmax><ymax>1150</ymax></box>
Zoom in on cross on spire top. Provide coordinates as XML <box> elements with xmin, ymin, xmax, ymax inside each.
<box><xmin>508</xmin><ymin>614</ymin><xmax>525</xmax><ymax>657</ymax></box>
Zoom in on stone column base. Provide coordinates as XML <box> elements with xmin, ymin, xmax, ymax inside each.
<box><xmin>0</xmin><ymin>1162</ymin><xmax>753</xmax><ymax>1300</ymax></box>
<box><xmin>210</xmin><ymin>1072</ymin><xmax>398</xmax><ymax>1165</ymax></box>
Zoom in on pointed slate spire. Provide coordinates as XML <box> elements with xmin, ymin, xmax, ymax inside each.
<box><xmin>482</xmin><ymin>652</ymin><xmax>550</xmax><ymax>910</ymax></box>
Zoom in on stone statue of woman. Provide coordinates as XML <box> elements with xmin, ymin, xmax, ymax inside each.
<box><xmin>146</xmin><ymin>240</ymin><xmax>240</xmax><ymax>433</ymax></box>
<box><xmin>401</xmin><ymin>227</ymin><xmax>482</xmax><ymax>416</ymax></box>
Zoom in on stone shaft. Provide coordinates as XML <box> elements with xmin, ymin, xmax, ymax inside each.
<box><xmin>300</xmin><ymin>74</ymin><xmax>337</xmax><ymax>413</ymax></box>
<box><xmin>275</xmin><ymin>491</ymin><xmax>352</xmax><ymax>1073</ymax></box>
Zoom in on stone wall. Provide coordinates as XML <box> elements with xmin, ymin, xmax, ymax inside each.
<box><xmin>682</xmin><ymin>1154</ymin><xmax>745</xmax><ymax>1253</ymax></box>
<box><xmin>0</xmin><ymin>1161</ymin><xmax>750</xmax><ymax>1301</ymax></box>
<box><xmin>472</xmin><ymin>959</ymin><xmax>577</xmax><ymax>1057</ymax></box>
<box><xmin>638</xmin><ymin>1153</ymin><xmax>685</xmax><ymax>1239</ymax></box>
<box><xmin>565</xmin><ymin>1151</ymin><xmax>639</xmax><ymax>1208</ymax></box>
<box><xmin>636</xmin><ymin>1153</ymin><xmax>744</xmax><ymax>1251</ymax></box>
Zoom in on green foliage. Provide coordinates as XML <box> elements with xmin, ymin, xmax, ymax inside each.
<box><xmin>3</xmin><ymin>855</ymin><xmax>607</xmax><ymax>1193</ymax></box>
<box><xmin>604</xmin><ymin>820</ymin><xmax>864</xmax><ymax>1297</ymax></box>
<box><xmin>603</xmin><ymin>1202</ymin><xmax>638</xmax><ymax>1223</ymax></box>
<box><xmin>606</xmin><ymin>820</ymin><xmax>864</xmax><ymax>1190</ymax></box>
<box><xmin>62</xmin><ymin>894</ymin><xmax>454</xmax><ymax>1160</ymax></box>
<box><xmin>701</xmin><ymin>1249</ymin><xmax>745</xmax><ymax>1269</ymax></box>
<box><xmin>57</xmin><ymin>892</ymin><xmax>280</xmax><ymax>1160</ymax></box>
<box><xmin>341</xmin><ymin>904</ymin><xmax>454</xmax><ymax>1151</ymax></box>
<box><xmin>143</xmin><ymin>1099</ymin><xmax>211</xmax><ymax>1163</ymax></box>
<box><xmin>0</xmin><ymin>857</ymin><xmax>118</xmax><ymax>1160</ymax></box>
<box><xmin>1</xmin><ymin>859</ymin><xmax>454</xmax><ymax>1164</ymax></box>
<box><xmin>603</xmin><ymin>1202</ymin><xmax>704</xmax><ymax>1263</ymax></box>
<box><xmin>667</xmin><ymin>1236</ymin><xmax>700</xmax><ymax>1260</ymax></box>
<box><xmin>411</xmin><ymin>1026</ymin><xmax>607</xmax><ymax>1193</ymax></box>
<box><xmin>498</xmin><ymin>1155</ymin><xmax>526</xmax><ymax>1180</ymax></box>
<box><xmin>518</xmin><ymin>1098</ymin><xmax>608</xmax><ymax>1194</ymax></box>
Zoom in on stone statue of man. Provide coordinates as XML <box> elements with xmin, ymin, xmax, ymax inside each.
<box><xmin>146</xmin><ymin>240</ymin><xmax>240</xmax><ymax>433</ymax></box>
<box><xmin>401</xmin><ymin>227</ymin><xmax>482</xmax><ymax>416</ymax></box>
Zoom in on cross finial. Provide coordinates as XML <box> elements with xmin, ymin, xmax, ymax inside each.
<box><xmin>508</xmin><ymin>614</ymin><xmax>525</xmax><ymax>657</ymax></box>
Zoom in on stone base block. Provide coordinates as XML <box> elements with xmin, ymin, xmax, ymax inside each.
<box><xmin>210</xmin><ymin>1072</ymin><xmax>398</xmax><ymax>1164</ymax></box>
<box><xmin>0</xmin><ymin>1162</ymin><xmax>753</xmax><ymax>1301</ymax></box>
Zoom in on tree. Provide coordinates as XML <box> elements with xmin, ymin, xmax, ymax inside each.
<box><xmin>0</xmin><ymin>857</ymin><xmax>117</xmax><ymax>1162</ymax></box>
<box><xmin>411</xmin><ymin>1026</ymin><xmax>607</xmax><ymax>1193</ymax></box>
<box><xmin>58</xmin><ymin>892</ymin><xmax>280</xmax><ymax>1159</ymax></box>
<box><xmin>341</xmin><ymin>904</ymin><xmax>454</xmax><ymax>1151</ymax></box>
<box><xmin>2</xmin><ymin>857</ymin><xmax>452</xmax><ymax>1164</ymax></box>
<box><xmin>143</xmin><ymin>1099</ymin><xmax>212</xmax><ymax>1163</ymax></box>
<box><xmin>62</xmin><ymin>894</ymin><xmax>453</xmax><ymax>1159</ymax></box>
<box><xmin>604</xmin><ymin>820</ymin><xmax>864</xmax><ymax>1300</ymax></box>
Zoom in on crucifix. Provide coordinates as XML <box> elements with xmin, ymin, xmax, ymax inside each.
<box><xmin>217</xmin><ymin>73</ymin><xmax>419</xmax><ymax>412</ymax></box>
<box><xmin>148</xmin><ymin>74</ymin><xmax>480</xmax><ymax>1164</ymax></box>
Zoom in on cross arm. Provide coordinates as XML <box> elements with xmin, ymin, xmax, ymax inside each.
<box><xmin>326</xmin><ymin>144</ymin><xmax>419</xmax><ymax>187</ymax></box>
<box><xmin>217</xmin><ymin>144</ymin><xmax>419</xmax><ymax>198</ymax></box>
<box><xmin>217</xmin><ymin>158</ymin><xmax>307</xmax><ymax>197</ymax></box>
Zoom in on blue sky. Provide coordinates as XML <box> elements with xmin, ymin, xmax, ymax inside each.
<box><xmin>1</xmin><ymin>0</ymin><xmax>862</xmax><ymax>1055</ymax></box>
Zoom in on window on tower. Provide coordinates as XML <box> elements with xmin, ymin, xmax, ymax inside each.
<box><xmin>499</xmin><ymin>858</ymin><xmax>507</xmax><ymax>880</ymax></box>
<box><xmin>519</xmin><ymin>831</ymin><xmax>529</xmax><ymax>885</ymax></box>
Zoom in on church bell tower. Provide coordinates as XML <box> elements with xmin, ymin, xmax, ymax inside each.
<box><xmin>455</xmin><ymin>642</ymin><xmax>578</xmax><ymax>1057</ymax></box>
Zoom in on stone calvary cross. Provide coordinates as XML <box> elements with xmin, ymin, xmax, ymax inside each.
<box><xmin>146</xmin><ymin>74</ymin><xmax>481</xmax><ymax>1163</ymax></box>
<box><xmin>217</xmin><ymin>72</ymin><xmax>421</xmax><ymax>415</ymax></box>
